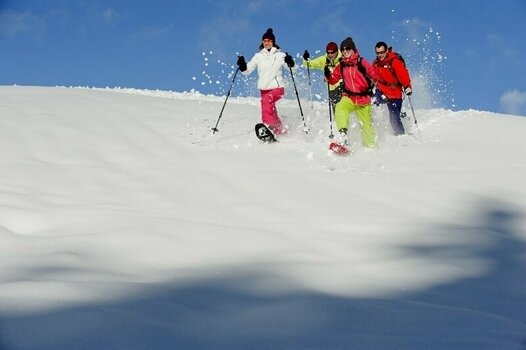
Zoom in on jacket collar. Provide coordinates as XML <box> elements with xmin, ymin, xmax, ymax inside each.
<box><xmin>376</xmin><ymin>51</ymin><xmax>395</xmax><ymax>64</ymax></box>
<box><xmin>341</xmin><ymin>50</ymin><xmax>360</xmax><ymax>65</ymax></box>
<box><xmin>260</xmin><ymin>46</ymin><xmax>279</xmax><ymax>55</ymax></box>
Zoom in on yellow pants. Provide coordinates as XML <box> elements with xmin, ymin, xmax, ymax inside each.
<box><xmin>335</xmin><ymin>96</ymin><xmax>376</xmax><ymax>148</ymax></box>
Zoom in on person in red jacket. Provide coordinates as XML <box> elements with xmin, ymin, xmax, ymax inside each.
<box><xmin>372</xmin><ymin>41</ymin><xmax>413</xmax><ymax>136</ymax></box>
<box><xmin>325</xmin><ymin>37</ymin><xmax>378</xmax><ymax>149</ymax></box>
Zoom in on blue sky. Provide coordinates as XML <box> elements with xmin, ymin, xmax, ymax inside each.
<box><xmin>1</xmin><ymin>0</ymin><xmax>525</xmax><ymax>115</ymax></box>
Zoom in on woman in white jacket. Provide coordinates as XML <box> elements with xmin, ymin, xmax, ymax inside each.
<box><xmin>237</xmin><ymin>28</ymin><xmax>296</xmax><ymax>135</ymax></box>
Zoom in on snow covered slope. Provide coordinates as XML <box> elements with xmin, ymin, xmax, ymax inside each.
<box><xmin>0</xmin><ymin>86</ymin><xmax>525</xmax><ymax>349</ymax></box>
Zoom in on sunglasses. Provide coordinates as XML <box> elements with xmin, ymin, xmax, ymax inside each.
<box><xmin>326</xmin><ymin>50</ymin><xmax>336</xmax><ymax>54</ymax></box>
<box><xmin>342</xmin><ymin>47</ymin><xmax>353</xmax><ymax>52</ymax></box>
<box><xmin>376</xmin><ymin>50</ymin><xmax>387</xmax><ymax>55</ymax></box>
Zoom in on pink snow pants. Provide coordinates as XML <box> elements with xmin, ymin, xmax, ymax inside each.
<box><xmin>260</xmin><ymin>87</ymin><xmax>285</xmax><ymax>134</ymax></box>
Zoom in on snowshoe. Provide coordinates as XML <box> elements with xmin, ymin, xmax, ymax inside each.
<box><xmin>329</xmin><ymin>142</ymin><xmax>350</xmax><ymax>155</ymax></box>
<box><xmin>255</xmin><ymin>123</ymin><xmax>278</xmax><ymax>143</ymax></box>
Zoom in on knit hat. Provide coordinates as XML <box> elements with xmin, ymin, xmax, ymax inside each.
<box><xmin>262</xmin><ymin>28</ymin><xmax>275</xmax><ymax>42</ymax></box>
<box><xmin>326</xmin><ymin>42</ymin><xmax>338</xmax><ymax>53</ymax></box>
<box><xmin>340</xmin><ymin>37</ymin><xmax>356</xmax><ymax>51</ymax></box>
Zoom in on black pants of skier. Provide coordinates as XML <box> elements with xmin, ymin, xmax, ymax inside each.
<box><xmin>374</xmin><ymin>89</ymin><xmax>405</xmax><ymax>136</ymax></box>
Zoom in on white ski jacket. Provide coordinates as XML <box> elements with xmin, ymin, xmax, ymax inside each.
<box><xmin>243</xmin><ymin>47</ymin><xmax>296</xmax><ymax>90</ymax></box>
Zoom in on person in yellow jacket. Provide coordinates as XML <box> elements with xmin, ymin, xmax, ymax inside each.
<box><xmin>302</xmin><ymin>42</ymin><xmax>342</xmax><ymax>112</ymax></box>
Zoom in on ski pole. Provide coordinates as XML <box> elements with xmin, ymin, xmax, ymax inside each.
<box><xmin>307</xmin><ymin>62</ymin><xmax>313</xmax><ymax>109</ymax></box>
<box><xmin>212</xmin><ymin>68</ymin><xmax>240</xmax><ymax>134</ymax></box>
<box><xmin>327</xmin><ymin>82</ymin><xmax>334</xmax><ymax>139</ymax></box>
<box><xmin>406</xmin><ymin>95</ymin><xmax>422</xmax><ymax>140</ymax></box>
<box><xmin>303</xmin><ymin>50</ymin><xmax>313</xmax><ymax>109</ymax></box>
<box><xmin>287</xmin><ymin>53</ymin><xmax>308</xmax><ymax>135</ymax></box>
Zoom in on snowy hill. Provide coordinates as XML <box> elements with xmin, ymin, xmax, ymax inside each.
<box><xmin>0</xmin><ymin>86</ymin><xmax>525</xmax><ymax>350</ymax></box>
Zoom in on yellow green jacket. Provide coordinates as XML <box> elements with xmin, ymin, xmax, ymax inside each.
<box><xmin>302</xmin><ymin>52</ymin><xmax>343</xmax><ymax>91</ymax></box>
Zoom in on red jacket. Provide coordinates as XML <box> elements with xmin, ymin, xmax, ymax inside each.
<box><xmin>372</xmin><ymin>51</ymin><xmax>411</xmax><ymax>100</ymax></box>
<box><xmin>327</xmin><ymin>50</ymin><xmax>377</xmax><ymax>105</ymax></box>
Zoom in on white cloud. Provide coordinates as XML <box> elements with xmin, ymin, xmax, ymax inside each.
<box><xmin>0</xmin><ymin>10</ymin><xmax>46</xmax><ymax>37</ymax></box>
<box><xmin>499</xmin><ymin>90</ymin><xmax>526</xmax><ymax>116</ymax></box>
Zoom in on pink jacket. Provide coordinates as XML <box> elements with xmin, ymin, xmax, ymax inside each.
<box><xmin>327</xmin><ymin>50</ymin><xmax>377</xmax><ymax>105</ymax></box>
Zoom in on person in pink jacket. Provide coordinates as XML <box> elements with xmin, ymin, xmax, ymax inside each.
<box><xmin>236</xmin><ymin>28</ymin><xmax>296</xmax><ymax>135</ymax></box>
<box><xmin>325</xmin><ymin>37</ymin><xmax>378</xmax><ymax>148</ymax></box>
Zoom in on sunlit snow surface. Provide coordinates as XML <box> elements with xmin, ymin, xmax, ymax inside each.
<box><xmin>0</xmin><ymin>86</ymin><xmax>525</xmax><ymax>350</ymax></box>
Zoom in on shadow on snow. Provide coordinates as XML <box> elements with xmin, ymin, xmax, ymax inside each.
<box><xmin>1</xmin><ymin>198</ymin><xmax>525</xmax><ymax>350</ymax></box>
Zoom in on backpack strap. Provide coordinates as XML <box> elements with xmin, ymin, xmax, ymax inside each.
<box><xmin>340</xmin><ymin>57</ymin><xmax>374</xmax><ymax>97</ymax></box>
<box><xmin>357</xmin><ymin>57</ymin><xmax>374</xmax><ymax>93</ymax></box>
<box><xmin>386</xmin><ymin>55</ymin><xmax>405</xmax><ymax>85</ymax></box>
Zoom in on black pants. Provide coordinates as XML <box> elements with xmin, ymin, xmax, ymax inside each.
<box><xmin>374</xmin><ymin>89</ymin><xmax>405</xmax><ymax>136</ymax></box>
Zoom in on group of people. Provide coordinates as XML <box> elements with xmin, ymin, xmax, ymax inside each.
<box><xmin>236</xmin><ymin>28</ymin><xmax>413</xmax><ymax>149</ymax></box>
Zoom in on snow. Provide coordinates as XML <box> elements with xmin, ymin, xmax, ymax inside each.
<box><xmin>0</xmin><ymin>85</ymin><xmax>525</xmax><ymax>349</ymax></box>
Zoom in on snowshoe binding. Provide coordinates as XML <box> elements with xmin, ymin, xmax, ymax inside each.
<box><xmin>329</xmin><ymin>128</ymin><xmax>351</xmax><ymax>155</ymax></box>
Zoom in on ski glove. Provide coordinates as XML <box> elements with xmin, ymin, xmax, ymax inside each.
<box><xmin>324</xmin><ymin>66</ymin><xmax>331</xmax><ymax>78</ymax></box>
<box><xmin>403</xmin><ymin>87</ymin><xmax>412</xmax><ymax>96</ymax></box>
<box><xmin>303</xmin><ymin>50</ymin><xmax>310</xmax><ymax>61</ymax></box>
<box><xmin>237</xmin><ymin>56</ymin><xmax>247</xmax><ymax>72</ymax></box>
<box><xmin>284</xmin><ymin>53</ymin><xmax>295</xmax><ymax>68</ymax></box>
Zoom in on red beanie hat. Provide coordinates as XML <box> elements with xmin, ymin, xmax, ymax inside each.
<box><xmin>326</xmin><ymin>42</ymin><xmax>338</xmax><ymax>52</ymax></box>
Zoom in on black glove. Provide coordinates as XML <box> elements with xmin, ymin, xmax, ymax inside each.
<box><xmin>403</xmin><ymin>87</ymin><xmax>412</xmax><ymax>96</ymax></box>
<box><xmin>284</xmin><ymin>53</ymin><xmax>295</xmax><ymax>68</ymax></box>
<box><xmin>303</xmin><ymin>50</ymin><xmax>310</xmax><ymax>61</ymax></box>
<box><xmin>237</xmin><ymin>56</ymin><xmax>247</xmax><ymax>72</ymax></box>
<box><xmin>324</xmin><ymin>66</ymin><xmax>331</xmax><ymax>78</ymax></box>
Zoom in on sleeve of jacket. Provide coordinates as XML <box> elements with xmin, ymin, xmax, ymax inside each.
<box><xmin>361</xmin><ymin>58</ymin><xmax>378</xmax><ymax>82</ymax></box>
<box><xmin>391</xmin><ymin>59</ymin><xmax>411</xmax><ymax>88</ymax></box>
<box><xmin>302</xmin><ymin>55</ymin><xmax>327</xmax><ymax>70</ymax></box>
<box><xmin>243</xmin><ymin>53</ymin><xmax>259</xmax><ymax>76</ymax></box>
<box><xmin>327</xmin><ymin>63</ymin><xmax>342</xmax><ymax>85</ymax></box>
